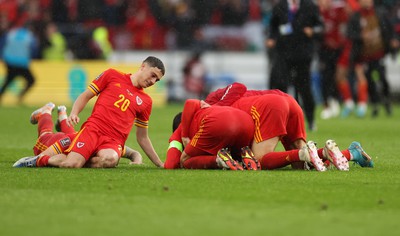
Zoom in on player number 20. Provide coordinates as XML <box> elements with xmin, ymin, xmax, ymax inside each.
<box><xmin>114</xmin><ymin>94</ymin><xmax>130</xmax><ymax>111</ymax></box>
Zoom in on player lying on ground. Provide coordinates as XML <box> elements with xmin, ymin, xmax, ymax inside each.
<box><xmin>165</xmin><ymin>84</ymin><xmax>372</xmax><ymax>171</ymax></box>
<box><xmin>165</xmin><ymin>109</ymin><xmax>261</xmax><ymax>170</ymax></box>
<box><xmin>205</xmin><ymin>82</ymin><xmax>373</xmax><ymax>169</ymax></box>
<box><xmin>178</xmin><ymin>99</ymin><xmax>259</xmax><ymax>170</ymax></box>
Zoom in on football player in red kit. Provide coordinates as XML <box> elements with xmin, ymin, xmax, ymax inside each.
<box><xmin>14</xmin><ymin>101</ymin><xmax>143</xmax><ymax>167</ymax></box>
<box><xmin>164</xmin><ymin>123</ymin><xmax>184</xmax><ymax>169</ymax></box>
<box><xmin>30</xmin><ymin>102</ymin><xmax>76</xmax><ymax>157</ymax></box>
<box><xmin>205</xmin><ymin>83</ymin><xmax>373</xmax><ymax>169</ymax></box>
<box><xmin>13</xmin><ymin>56</ymin><xmax>164</xmax><ymax>168</ymax></box>
<box><xmin>178</xmin><ymin>99</ymin><xmax>257</xmax><ymax>170</ymax></box>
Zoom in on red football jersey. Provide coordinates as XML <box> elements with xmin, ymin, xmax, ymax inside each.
<box><xmin>181</xmin><ymin>99</ymin><xmax>201</xmax><ymax>138</ymax></box>
<box><xmin>204</xmin><ymin>82</ymin><xmax>247</xmax><ymax>106</ymax></box>
<box><xmin>84</xmin><ymin>68</ymin><xmax>152</xmax><ymax>144</ymax></box>
<box><xmin>169</xmin><ymin>125</ymin><xmax>182</xmax><ymax>143</ymax></box>
<box><xmin>205</xmin><ymin>82</ymin><xmax>289</xmax><ymax>106</ymax></box>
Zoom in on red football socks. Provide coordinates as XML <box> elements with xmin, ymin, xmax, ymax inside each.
<box><xmin>337</xmin><ymin>80</ymin><xmax>352</xmax><ymax>101</ymax></box>
<box><xmin>60</xmin><ymin>119</ymin><xmax>76</xmax><ymax>134</ymax></box>
<box><xmin>36</xmin><ymin>155</ymin><xmax>50</xmax><ymax>167</ymax></box>
<box><xmin>357</xmin><ymin>80</ymin><xmax>368</xmax><ymax>103</ymax></box>
<box><xmin>259</xmin><ymin>150</ymin><xmax>299</xmax><ymax>170</ymax></box>
<box><xmin>38</xmin><ymin>114</ymin><xmax>53</xmax><ymax>137</ymax></box>
<box><xmin>183</xmin><ymin>155</ymin><xmax>219</xmax><ymax>169</ymax></box>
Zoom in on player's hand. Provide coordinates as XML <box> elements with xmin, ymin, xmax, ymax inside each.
<box><xmin>182</xmin><ymin>137</ymin><xmax>190</xmax><ymax>147</ymax></box>
<box><xmin>67</xmin><ymin>114</ymin><xmax>80</xmax><ymax>126</ymax></box>
<box><xmin>266</xmin><ymin>39</ymin><xmax>276</xmax><ymax>48</ymax></box>
<box><xmin>303</xmin><ymin>27</ymin><xmax>313</xmax><ymax>38</ymax></box>
<box><xmin>180</xmin><ymin>152</ymin><xmax>190</xmax><ymax>168</ymax></box>
<box><xmin>156</xmin><ymin>162</ymin><xmax>164</xmax><ymax>168</ymax></box>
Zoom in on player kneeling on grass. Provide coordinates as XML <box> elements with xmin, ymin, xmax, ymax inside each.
<box><xmin>13</xmin><ymin>102</ymin><xmax>143</xmax><ymax>168</ymax></box>
<box><xmin>203</xmin><ymin>82</ymin><xmax>374</xmax><ymax>170</ymax></box>
<box><xmin>14</xmin><ymin>56</ymin><xmax>164</xmax><ymax>168</ymax></box>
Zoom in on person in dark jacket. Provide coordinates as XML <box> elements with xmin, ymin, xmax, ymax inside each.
<box><xmin>266</xmin><ymin>0</ymin><xmax>323</xmax><ymax>131</ymax></box>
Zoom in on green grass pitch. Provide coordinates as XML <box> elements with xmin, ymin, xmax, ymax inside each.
<box><xmin>1</xmin><ymin>103</ymin><xmax>400</xmax><ymax>236</ymax></box>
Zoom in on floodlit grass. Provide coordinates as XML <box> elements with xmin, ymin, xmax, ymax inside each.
<box><xmin>1</xmin><ymin>103</ymin><xmax>400</xmax><ymax>236</ymax></box>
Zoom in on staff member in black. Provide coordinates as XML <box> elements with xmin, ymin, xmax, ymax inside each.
<box><xmin>266</xmin><ymin>0</ymin><xmax>323</xmax><ymax>131</ymax></box>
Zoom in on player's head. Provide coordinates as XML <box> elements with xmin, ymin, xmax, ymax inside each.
<box><xmin>136</xmin><ymin>56</ymin><xmax>165</xmax><ymax>88</ymax></box>
<box><xmin>172</xmin><ymin>112</ymin><xmax>182</xmax><ymax>132</ymax></box>
<box><xmin>143</xmin><ymin>56</ymin><xmax>165</xmax><ymax>76</ymax></box>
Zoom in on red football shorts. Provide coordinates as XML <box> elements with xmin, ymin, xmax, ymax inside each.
<box><xmin>66</xmin><ymin>125</ymin><xmax>123</xmax><ymax>160</ymax></box>
<box><xmin>34</xmin><ymin>132</ymin><xmax>71</xmax><ymax>156</ymax></box>
<box><xmin>249</xmin><ymin>96</ymin><xmax>289</xmax><ymax>143</ymax></box>
<box><xmin>281</xmin><ymin>96</ymin><xmax>307</xmax><ymax>150</ymax></box>
<box><xmin>185</xmin><ymin>107</ymin><xmax>254</xmax><ymax>157</ymax></box>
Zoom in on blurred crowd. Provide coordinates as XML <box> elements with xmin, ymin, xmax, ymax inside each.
<box><xmin>178</xmin><ymin>0</ymin><xmax>400</xmax><ymax>130</ymax></box>
<box><xmin>0</xmin><ymin>0</ymin><xmax>264</xmax><ymax>59</ymax></box>
<box><xmin>264</xmin><ymin>0</ymin><xmax>400</xmax><ymax>128</ymax></box>
<box><xmin>0</xmin><ymin>0</ymin><xmax>399</xmax><ymax>58</ymax></box>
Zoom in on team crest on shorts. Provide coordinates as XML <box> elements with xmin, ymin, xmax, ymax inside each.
<box><xmin>60</xmin><ymin>137</ymin><xmax>71</xmax><ymax>148</ymax></box>
<box><xmin>136</xmin><ymin>96</ymin><xmax>143</xmax><ymax>105</ymax></box>
<box><xmin>77</xmin><ymin>142</ymin><xmax>85</xmax><ymax>148</ymax></box>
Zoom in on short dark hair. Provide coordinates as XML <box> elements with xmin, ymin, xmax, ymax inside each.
<box><xmin>172</xmin><ymin>112</ymin><xmax>182</xmax><ymax>132</ymax></box>
<box><xmin>143</xmin><ymin>56</ymin><xmax>165</xmax><ymax>75</ymax></box>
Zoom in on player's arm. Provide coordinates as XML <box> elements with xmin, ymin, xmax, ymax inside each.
<box><xmin>68</xmin><ymin>89</ymin><xmax>95</xmax><ymax>126</ymax></box>
<box><xmin>122</xmin><ymin>146</ymin><xmax>143</xmax><ymax>165</ymax></box>
<box><xmin>165</xmin><ymin>125</ymin><xmax>183</xmax><ymax>169</ymax></box>
<box><xmin>181</xmin><ymin>99</ymin><xmax>200</xmax><ymax>140</ymax></box>
<box><xmin>136</xmin><ymin>126</ymin><xmax>164</xmax><ymax>168</ymax></box>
